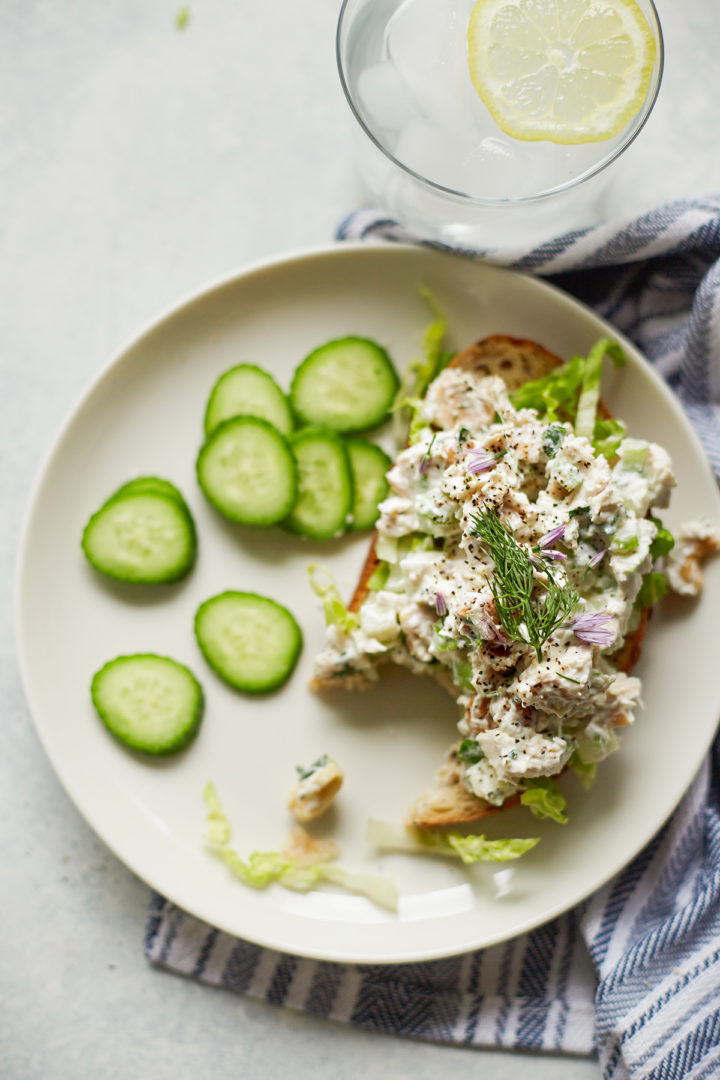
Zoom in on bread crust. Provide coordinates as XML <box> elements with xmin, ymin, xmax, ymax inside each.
<box><xmin>312</xmin><ymin>334</ymin><xmax>651</xmax><ymax>827</ymax></box>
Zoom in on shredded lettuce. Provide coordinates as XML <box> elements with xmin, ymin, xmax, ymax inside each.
<box><xmin>574</xmin><ymin>724</ymin><xmax>620</xmax><ymax>764</ymax></box>
<box><xmin>432</xmin><ymin>623</ymin><xmax>458</xmax><ymax>652</ymax></box>
<box><xmin>392</xmin><ymin>288</ymin><xmax>453</xmax><ymax>446</ymax></box>
<box><xmin>510</xmin><ymin>339</ymin><xmax>626</xmax><ymax>457</ymax></box>
<box><xmin>457</xmin><ymin>737</ymin><xmax>484</xmax><ymax>765</ymax></box>
<box><xmin>593</xmin><ymin>417</ymin><xmax>627</xmax><ymax>460</ymax></box>
<box><xmin>375</xmin><ymin>534</ymin><xmax>399</xmax><ymax>563</ymax></box>
<box><xmin>308</xmin><ymin>565</ymin><xmax>358</xmax><ymax>632</ymax></box>
<box><xmin>618</xmin><ymin>438</ymin><xmax>649</xmax><ymax>472</ymax></box>
<box><xmin>375</xmin><ymin>531</ymin><xmax>434</xmax><ymax>564</ymax></box>
<box><xmin>635</xmin><ymin>570</ymin><xmax>668</xmax><ymax>611</ymax></box>
<box><xmin>204</xmin><ymin>783</ymin><xmax>398</xmax><ymax>911</ymax></box>
<box><xmin>366</xmin><ymin>819</ymin><xmax>539</xmax><ymax>863</ymax></box>
<box><xmin>520</xmin><ymin>778</ymin><xmax>568</xmax><ymax>824</ymax></box>
<box><xmin>367</xmin><ymin>561</ymin><xmax>391</xmax><ymax>591</ymax></box>
<box><xmin>318</xmin><ymin>865</ymin><xmax>399</xmax><ymax>910</ymax></box>
<box><xmin>510</xmin><ymin>353</ymin><xmax>588</xmax><ymax>420</ymax></box>
<box><xmin>611</xmin><ymin>535</ymin><xmax>639</xmax><ymax>554</ymax></box>
<box><xmin>575</xmin><ymin>339</ymin><xmax>626</xmax><ymax>439</ymax></box>
<box><xmin>649</xmin><ymin>517</ymin><xmax>675</xmax><ymax>559</ymax></box>
<box><xmin>453</xmin><ymin>658</ymin><xmax>475</xmax><ymax>694</ymax></box>
<box><xmin>569</xmin><ymin>750</ymin><xmax>597</xmax><ymax>791</ymax></box>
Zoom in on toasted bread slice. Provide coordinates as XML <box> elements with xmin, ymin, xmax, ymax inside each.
<box><xmin>312</xmin><ymin>334</ymin><xmax>650</xmax><ymax>826</ymax></box>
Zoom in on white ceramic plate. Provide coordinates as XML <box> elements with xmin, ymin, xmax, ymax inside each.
<box><xmin>17</xmin><ymin>244</ymin><xmax>720</xmax><ymax>964</ymax></box>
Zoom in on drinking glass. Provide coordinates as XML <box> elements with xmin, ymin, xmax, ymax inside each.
<box><xmin>337</xmin><ymin>0</ymin><xmax>663</xmax><ymax>247</ymax></box>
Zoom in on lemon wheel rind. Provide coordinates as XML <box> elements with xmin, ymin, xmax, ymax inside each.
<box><xmin>467</xmin><ymin>0</ymin><xmax>656</xmax><ymax>145</ymax></box>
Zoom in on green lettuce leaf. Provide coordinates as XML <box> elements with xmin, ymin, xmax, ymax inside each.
<box><xmin>569</xmin><ymin>750</ymin><xmax>597</xmax><ymax>791</ymax></box>
<box><xmin>392</xmin><ymin>288</ymin><xmax>453</xmax><ymax>445</ymax></box>
<box><xmin>366</xmin><ymin>819</ymin><xmax>539</xmax><ymax>863</ymax></box>
<box><xmin>574</xmin><ymin>724</ymin><xmax>620</xmax><ymax>765</ymax></box>
<box><xmin>446</xmin><ymin>833</ymin><xmax>540</xmax><ymax>864</ymax></box>
<box><xmin>649</xmin><ymin>517</ymin><xmax>675</xmax><ymax>559</ymax></box>
<box><xmin>575</xmin><ymin>339</ymin><xmax>626</xmax><ymax>439</ymax></box>
<box><xmin>453</xmin><ymin>658</ymin><xmax>475</xmax><ymax>694</ymax></box>
<box><xmin>203</xmin><ymin>783</ymin><xmax>398</xmax><ymax>910</ymax></box>
<box><xmin>509</xmin><ymin>338</ymin><xmax>625</xmax><ymax>440</ymax></box>
<box><xmin>367</xmin><ymin>561</ymin><xmax>391</xmax><ymax>591</ymax></box>
<box><xmin>592</xmin><ymin>416</ymin><xmax>627</xmax><ymax>460</ymax></box>
<box><xmin>510</xmin><ymin>353</ymin><xmax>587</xmax><ymax>420</ymax></box>
<box><xmin>520</xmin><ymin>778</ymin><xmax>568</xmax><ymax>823</ymax></box>
<box><xmin>634</xmin><ymin>571</ymin><xmax>668</xmax><ymax>611</ymax></box>
<box><xmin>457</xmin><ymin>737</ymin><xmax>484</xmax><ymax>765</ymax></box>
<box><xmin>308</xmin><ymin>564</ymin><xmax>358</xmax><ymax>632</ymax></box>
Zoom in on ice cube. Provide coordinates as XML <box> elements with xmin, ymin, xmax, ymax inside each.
<box><xmin>393</xmin><ymin>118</ymin><xmax>469</xmax><ymax>190</ymax></box>
<box><xmin>384</xmin><ymin>0</ymin><xmax>478</xmax><ymax>137</ymax></box>
<box><xmin>356</xmin><ymin>61</ymin><xmax>417</xmax><ymax>134</ymax></box>
<box><xmin>455</xmin><ymin>134</ymin><xmax>539</xmax><ymax>198</ymax></box>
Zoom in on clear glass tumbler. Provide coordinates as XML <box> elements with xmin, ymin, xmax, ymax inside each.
<box><xmin>337</xmin><ymin>0</ymin><xmax>663</xmax><ymax>247</ymax></box>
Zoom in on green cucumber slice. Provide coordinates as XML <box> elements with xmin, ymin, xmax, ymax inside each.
<box><xmin>346</xmin><ymin>439</ymin><xmax>391</xmax><ymax>532</ymax></box>
<box><xmin>91</xmin><ymin>654</ymin><xmax>204</xmax><ymax>755</ymax></box>
<box><xmin>82</xmin><ymin>492</ymin><xmax>197</xmax><ymax>583</ymax></box>
<box><xmin>194</xmin><ymin>591</ymin><xmax>302</xmax><ymax>693</ymax></box>
<box><xmin>284</xmin><ymin>428</ymin><xmax>353</xmax><ymax>540</ymax></box>
<box><xmin>110</xmin><ymin>476</ymin><xmax>187</xmax><ymax>506</ymax></box>
<box><xmin>196</xmin><ymin>416</ymin><xmax>297</xmax><ymax>526</ymax></box>
<box><xmin>204</xmin><ymin>364</ymin><xmax>294</xmax><ymax>438</ymax></box>
<box><xmin>290</xmin><ymin>337</ymin><xmax>399</xmax><ymax>434</ymax></box>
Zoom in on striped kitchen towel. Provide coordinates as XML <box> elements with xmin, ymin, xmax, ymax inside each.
<box><xmin>146</xmin><ymin>197</ymin><xmax>720</xmax><ymax>1079</ymax></box>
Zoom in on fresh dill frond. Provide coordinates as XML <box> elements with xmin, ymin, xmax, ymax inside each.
<box><xmin>471</xmin><ymin>508</ymin><xmax>579</xmax><ymax>661</ymax></box>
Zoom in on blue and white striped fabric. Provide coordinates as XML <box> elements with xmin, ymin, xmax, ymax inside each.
<box><xmin>146</xmin><ymin>197</ymin><xmax>720</xmax><ymax>1079</ymax></box>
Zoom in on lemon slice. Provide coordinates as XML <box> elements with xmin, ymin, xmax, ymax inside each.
<box><xmin>467</xmin><ymin>0</ymin><xmax>657</xmax><ymax>144</ymax></box>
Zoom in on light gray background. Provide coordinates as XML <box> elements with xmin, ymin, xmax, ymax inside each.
<box><xmin>3</xmin><ymin>1</ymin><xmax>717</xmax><ymax>1077</ymax></box>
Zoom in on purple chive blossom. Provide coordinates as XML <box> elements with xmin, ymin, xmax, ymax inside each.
<box><xmin>435</xmin><ymin>592</ymin><xmax>448</xmax><ymax>617</ymax></box>
<box><xmin>466</xmin><ymin>447</ymin><xmax>497</xmax><ymax>475</ymax></box>
<box><xmin>589</xmin><ymin>548</ymin><xmax>607</xmax><ymax>568</ymax></box>
<box><xmin>477</xmin><ymin>617</ymin><xmax>508</xmax><ymax>645</ymax></box>
<box><xmin>418</xmin><ymin>433</ymin><xmax>437</xmax><ymax>476</ymax></box>
<box><xmin>538</xmin><ymin>524</ymin><xmax>566</xmax><ymax>549</ymax></box>
<box><xmin>570</xmin><ymin>611</ymin><xmax>614</xmax><ymax>646</ymax></box>
<box><xmin>541</xmin><ymin>548</ymin><xmax>567</xmax><ymax>561</ymax></box>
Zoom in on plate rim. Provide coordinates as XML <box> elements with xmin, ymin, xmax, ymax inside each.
<box><xmin>15</xmin><ymin>241</ymin><xmax>720</xmax><ymax>963</ymax></box>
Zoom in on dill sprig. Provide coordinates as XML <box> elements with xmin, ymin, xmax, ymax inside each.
<box><xmin>471</xmin><ymin>508</ymin><xmax>579</xmax><ymax>661</ymax></box>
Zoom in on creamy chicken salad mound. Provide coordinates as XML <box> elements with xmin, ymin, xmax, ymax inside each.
<box><xmin>313</xmin><ymin>342</ymin><xmax>720</xmax><ymax>813</ymax></box>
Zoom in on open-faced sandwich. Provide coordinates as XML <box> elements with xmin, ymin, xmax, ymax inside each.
<box><xmin>311</xmin><ymin>333</ymin><xmax>720</xmax><ymax>829</ymax></box>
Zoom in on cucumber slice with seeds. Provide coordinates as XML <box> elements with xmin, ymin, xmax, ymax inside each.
<box><xmin>110</xmin><ymin>476</ymin><xmax>187</xmax><ymax>506</ymax></box>
<box><xmin>204</xmin><ymin>364</ymin><xmax>294</xmax><ymax>438</ymax></box>
<box><xmin>290</xmin><ymin>337</ymin><xmax>399</xmax><ymax>434</ymax></box>
<box><xmin>284</xmin><ymin>428</ymin><xmax>353</xmax><ymax>540</ymax></box>
<box><xmin>196</xmin><ymin>416</ymin><xmax>297</xmax><ymax>526</ymax></box>
<box><xmin>82</xmin><ymin>492</ymin><xmax>197</xmax><ymax>583</ymax></box>
<box><xmin>91</xmin><ymin>654</ymin><xmax>204</xmax><ymax>755</ymax></box>
<box><xmin>195</xmin><ymin>591</ymin><xmax>302</xmax><ymax>693</ymax></box>
<box><xmin>346</xmin><ymin>439</ymin><xmax>391</xmax><ymax>531</ymax></box>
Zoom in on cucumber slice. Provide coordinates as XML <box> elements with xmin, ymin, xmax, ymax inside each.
<box><xmin>195</xmin><ymin>591</ymin><xmax>302</xmax><ymax>693</ymax></box>
<box><xmin>346</xmin><ymin>439</ymin><xmax>391</xmax><ymax>531</ymax></box>
<box><xmin>110</xmin><ymin>476</ymin><xmax>187</xmax><ymax>506</ymax></box>
<box><xmin>290</xmin><ymin>337</ymin><xmax>399</xmax><ymax>434</ymax></box>
<box><xmin>204</xmin><ymin>364</ymin><xmax>294</xmax><ymax>438</ymax></box>
<box><xmin>196</xmin><ymin>416</ymin><xmax>297</xmax><ymax>526</ymax></box>
<box><xmin>284</xmin><ymin>428</ymin><xmax>353</xmax><ymax>540</ymax></box>
<box><xmin>82</xmin><ymin>492</ymin><xmax>197</xmax><ymax>583</ymax></box>
<box><xmin>91</xmin><ymin>654</ymin><xmax>204</xmax><ymax>755</ymax></box>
